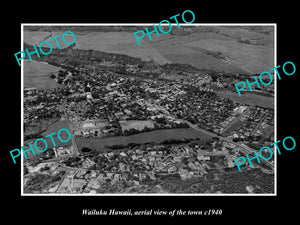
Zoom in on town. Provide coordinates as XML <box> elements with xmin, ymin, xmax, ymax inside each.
<box><xmin>23</xmin><ymin>42</ymin><xmax>275</xmax><ymax>194</ymax></box>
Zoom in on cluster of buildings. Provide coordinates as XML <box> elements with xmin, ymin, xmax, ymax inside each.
<box><xmin>23</xmin><ymin>51</ymin><xmax>275</xmax><ymax>194</ymax></box>
<box><xmin>222</xmin><ymin>106</ymin><xmax>274</xmax><ymax>148</ymax></box>
<box><xmin>24</xmin><ymin>139</ymin><xmax>245</xmax><ymax>194</ymax></box>
<box><xmin>24</xmin><ymin>87</ymin><xmax>63</xmax><ymax>138</ymax></box>
<box><xmin>26</xmin><ymin>57</ymin><xmax>273</xmax><ymax>145</ymax></box>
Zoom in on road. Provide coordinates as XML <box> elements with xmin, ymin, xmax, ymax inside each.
<box><xmin>178</xmin><ymin>119</ymin><xmax>274</xmax><ymax>169</ymax></box>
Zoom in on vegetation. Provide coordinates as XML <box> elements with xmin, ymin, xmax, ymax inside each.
<box><xmin>24</xmin><ymin>171</ymin><xmax>65</xmax><ymax>193</ymax></box>
<box><xmin>155</xmin><ymin>168</ymin><xmax>274</xmax><ymax>193</ymax></box>
<box><xmin>63</xmin><ymin>156</ymin><xmax>82</xmax><ymax>167</ymax></box>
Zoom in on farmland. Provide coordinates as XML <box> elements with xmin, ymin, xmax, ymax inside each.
<box><xmin>73</xmin><ymin>32</ymin><xmax>169</xmax><ymax>62</ymax></box>
<box><xmin>23</xmin><ymin>31</ymin><xmax>52</xmax><ymax>46</ymax></box>
<box><xmin>24</xmin><ymin>30</ymin><xmax>171</xmax><ymax>65</ymax></box>
<box><xmin>23</xmin><ymin>25</ymin><xmax>274</xmax><ymax>74</ymax></box>
<box><xmin>146</xmin><ymin>26</ymin><xmax>274</xmax><ymax>74</ymax></box>
<box><xmin>183</xmin><ymin>39</ymin><xmax>273</xmax><ymax>74</ymax></box>
<box><xmin>24</xmin><ymin>60</ymin><xmax>61</xmax><ymax>89</ymax></box>
<box><xmin>218</xmin><ymin>90</ymin><xmax>274</xmax><ymax>109</ymax></box>
<box><xmin>24</xmin><ymin>31</ymin><xmax>75</xmax><ymax>49</ymax></box>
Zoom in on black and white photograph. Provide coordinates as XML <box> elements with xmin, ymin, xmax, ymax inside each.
<box><xmin>21</xmin><ymin>24</ymin><xmax>276</xmax><ymax>195</ymax></box>
<box><xmin>3</xmin><ymin>4</ymin><xmax>298</xmax><ymax>224</ymax></box>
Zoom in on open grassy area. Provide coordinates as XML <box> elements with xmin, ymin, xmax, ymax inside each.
<box><xmin>24</xmin><ymin>117</ymin><xmax>60</xmax><ymax>139</ymax></box>
<box><xmin>183</xmin><ymin>39</ymin><xmax>273</xmax><ymax>74</ymax></box>
<box><xmin>24</xmin><ymin>31</ymin><xmax>74</xmax><ymax>49</ymax></box>
<box><xmin>72</xmin><ymin>31</ymin><xmax>171</xmax><ymax>64</ymax></box>
<box><xmin>24</xmin><ymin>31</ymin><xmax>52</xmax><ymax>46</ymax></box>
<box><xmin>148</xmin><ymin>26</ymin><xmax>274</xmax><ymax>74</ymax></box>
<box><xmin>24</xmin><ymin>30</ymin><xmax>171</xmax><ymax>64</ymax></box>
<box><xmin>218</xmin><ymin>90</ymin><xmax>274</xmax><ymax>109</ymax></box>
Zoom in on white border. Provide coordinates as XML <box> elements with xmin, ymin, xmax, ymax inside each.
<box><xmin>21</xmin><ymin>23</ymin><xmax>277</xmax><ymax>196</ymax></box>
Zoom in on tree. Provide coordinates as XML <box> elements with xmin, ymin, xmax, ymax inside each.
<box><xmin>49</xmin><ymin>73</ymin><xmax>56</xmax><ymax>79</ymax></box>
<box><xmin>23</xmin><ymin>166</ymin><xmax>29</xmax><ymax>175</ymax></box>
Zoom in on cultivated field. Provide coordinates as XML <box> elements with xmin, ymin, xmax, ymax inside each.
<box><xmin>72</xmin><ymin>31</ymin><xmax>171</xmax><ymax>64</ymax></box>
<box><xmin>184</xmin><ymin>39</ymin><xmax>273</xmax><ymax>74</ymax></box>
<box><xmin>24</xmin><ymin>31</ymin><xmax>52</xmax><ymax>46</ymax></box>
<box><xmin>218</xmin><ymin>91</ymin><xmax>274</xmax><ymax>109</ymax></box>
<box><xmin>41</xmin><ymin>119</ymin><xmax>72</xmax><ymax>149</ymax></box>
<box><xmin>24</xmin><ymin>31</ymin><xmax>75</xmax><ymax>49</ymax></box>
<box><xmin>148</xmin><ymin>26</ymin><xmax>274</xmax><ymax>74</ymax></box>
<box><xmin>24</xmin><ymin>60</ymin><xmax>61</xmax><ymax>89</ymax></box>
<box><xmin>24</xmin><ymin>26</ymin><xmax>274</xmax><ymax>75</ymax></box>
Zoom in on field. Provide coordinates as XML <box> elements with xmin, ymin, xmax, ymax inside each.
<box><xmin>73</xmin><ymin>31</ymin><xmax>171</xmax><ymax>64</ymax></box>
<box><xmin>24</xmin><ymin>31</ymin><xmax>52</xmax><ymax>46</ymax></box>
<box><xmin>218</xmin><ymin>90</ymin><xmax>274</xmax><ymax>109</ymax></box>
<box><xmin>76</xmin><ymin>128</ymin><xmax>212</xmax><ymax>152</ymax></box>
<box><xmin>24</xmin><ymin>60</ymin><xmax>61</xmax><ymax>89</ymax></box>
<box><xmin>147</xmin><ymin>26</ymin><xmax>274</xmax><ymax>74</ymax></box>
<box><xmin>24</xmin><ymin>31</ymin><xmax>74</xmax><ymax>49</ymax></box>
<box><xmin>24</xmin><ymin>26</ymin><xmax>274</xmax><ymax>74</ymax></box>
<box><xmin>24</xmin><ymin>30</ymin><xmax>171</xmax><ymax>64</ymax></box>
<box><xmin>24</xmin><ymin>118</ymin><xmax>60</xmax><ymax>138</ymax></box>
<box><xmin>183</xmin><ymin>39</ymin><xmax>273</xmax><ymax>74</ymax></box>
